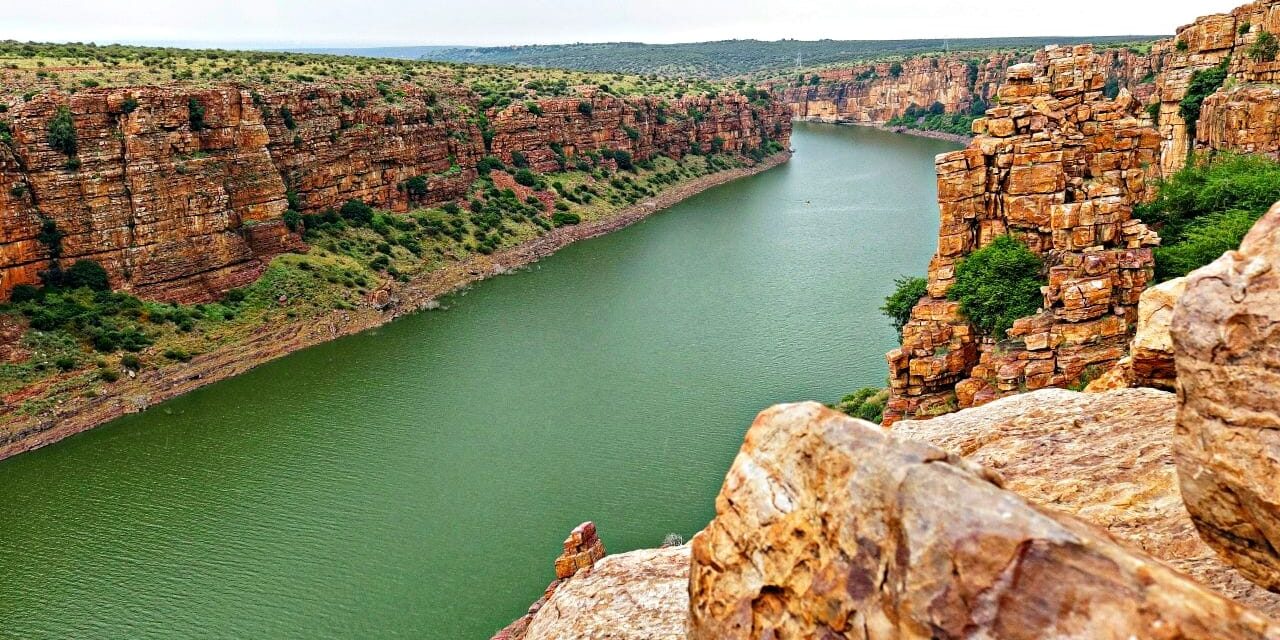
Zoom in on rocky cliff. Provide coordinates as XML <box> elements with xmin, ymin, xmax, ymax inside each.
<box><xmin>0</xmin><ymin>85</ymin><xmax>790</xmax><ymax>303</ymax></box>
<box><xmin>884</xmin><ymin>45</ymin><xmax>1162</xmax><ymax>423</ymax></box>
<box><xmin>1150</xmin><ymin>0</ymin><xmax>1280</xmax><ymax>172</ymax></box>
<box><xmin>774</xmin><ymin>48</ymin><xmax>1156</xmax><ymax>126</ymax></box>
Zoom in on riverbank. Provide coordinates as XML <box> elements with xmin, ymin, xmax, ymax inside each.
<box><xmin>0</xmin><ymin>152</ymin><xmax>791</xmax><ymax>462</ymax></box>
<box><xmin>793</xmin><ymin>116</ymin><xmax>974</xmax><ymax>144</ymax></box>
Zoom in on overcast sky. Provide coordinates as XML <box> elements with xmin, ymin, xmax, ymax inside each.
<box><xmin>5</xmin><ymin>0</ymin><xmax>1247</xmax><ymax>48</ymax></box>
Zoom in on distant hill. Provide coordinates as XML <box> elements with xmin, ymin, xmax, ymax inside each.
<box><xmin>301</xmin><ymin>37</ymin><xmax>1167</xmax><ymax>79</ymax></box>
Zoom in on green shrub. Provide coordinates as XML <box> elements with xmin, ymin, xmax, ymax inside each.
<box><xmin>340</xmin><ymin>198</ymin><xmax>374</xmax><ymax>224</ymax></box>
<box><xmin>163</xmin><ymin>348</ymin><xmax>192</xmax><ymax>362</ymax></box>
<box><xmin>832</xmin><ymin>387</ymin><xmax>888</xmax><ymax>424</ymax></box>
<box><xmin>401</xmin><ymin>175</ymin><xmax>429</xmax><ymax>198</ymax></box>
<box><xmin>881</xmin><ymin>276</ymin><xmax>927</xmax><ymax>338</ymax></box>
<box><xmin>1176</xmin><ymin>39</ymin><xmax>1190</xmax><ymax>52</ymax></box>
<box><xmin>578</xmin><ymin>101</ymin><xmax>593</xmax><ymax>117</ymax></box>
<box><xmin>188</xmin><ymin>97</ymin><xmax>206</xmax><ymax>130</ymax></box>
<box><xmin>280</xmin><ymin>106</ymin><xmax>296</xmax><ymax>130</ymax></box>
<box><xmin>1179</xmin><ymin>62</ymin><xmax>1228</xmax><ymax>135</ymax></box>
<box><xmin>9</xmin><ymin>284</ymin><xmax>40</xmax><ymax>303</ymax></box>
<box><xmin>552</xmin><ymin>211</ymin><xmax>581</xmax><ymax>226</ymax></box>
<box><xmin>525</xmin><ymin>101</ymin><xmax>543</xmax><ymax>116</ymax></box>
<box><xmin>47</xmin><ymin>106</ymin><xmax>77</xmax><ymax>156</ymax></box>
<box><xmin>122</xmin><ymin>97</ymin><xmax>139</xmax><ymax>113</ymax></box>
<box><xmin>1138</xmin><ymin>153</ymin><xmax>1280</xmax><ymax>280</ymax></box>
<box><xmin>514</xmin><ymin>168</ymin><xmax>539</xmax><ymax>187</ymax></box>
<box><xmin>63</xmin><ymin>259</ymin><xmax>110</xmax><ymax>291</ymax></box>
<box><xmin>120</xmin><ymin>354</ymin><xmax>142</xmax><ymax>370</ymax></box>
<box><xmin>889</xmin><ymin>62</ymin><xmax>904</xmax><ymax>78</ymax></box>
<box><xmin>947</xmin><ymin>235</ymin><xmax>1045</xmax><ymax>339</ymax></box>
<box><xmin>283</xmin><ymin>209</ymin><xmax>303</xmax><ymax>232</ymax></box>
<box><xmin>99</xmin><ymin>368</ymin><xmax>120</xmax><ymax>383</ymax></box>
<box><xmin>1250</xmin><ymin>31</ymin><xmax>1280</xmax><ymax>62</ymax></box>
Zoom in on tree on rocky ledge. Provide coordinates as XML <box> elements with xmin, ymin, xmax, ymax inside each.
<box><xmin>948</xmin><ymin>235</ymin><xmax>1045</xmax><ymax>339</ymax></box>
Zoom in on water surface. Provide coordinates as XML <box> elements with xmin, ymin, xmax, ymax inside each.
<box><xmin>0</xmin><ymin>123</ymin><xmax>957</xmax><ymax>639</ymax></box>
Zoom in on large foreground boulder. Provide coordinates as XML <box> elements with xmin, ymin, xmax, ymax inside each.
<box><xmin>894</xmin><ymin>388</ymin><xmax>1280</xmax><ymax>614</ymax></box>
<box><xmin>1174</xmin><ymin>202</ymin><xmax>1280</xmax><ymax>591</ymax></box>
<box><xmin>688</xmin><ymin>402</ymin><xmax>1280</xmax><ymax>639</ymax></box>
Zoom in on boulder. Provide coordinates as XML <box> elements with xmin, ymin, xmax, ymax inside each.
<box><xmin>1131</xmin><ymin>276</ymin><xmax>1187</xmax><ymax>389</ymax></box>
<box><xmin>1174</xmin><ymin>201</ymin><xmax>1280</xmax><ymax>591</ymax></box>
<box><xmin>895</xmin><ymin>388</ymin><xmax>1280</xmax><ymax>615</ymax></box>
<box><xmin>523</xmin><ymin>546</ymin><xmax>689</xmax><ymax>640</ymax></box>
<box><xmin>689</xmin><ymin>402</ymin><xmax>1280</xmax><ymax>639</ymax></box>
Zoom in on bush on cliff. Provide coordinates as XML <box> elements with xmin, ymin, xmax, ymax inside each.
<box><xmin>832</xmin><ymin>387</ymin><xmax>888</xmax><ymax>424</ymax></box>
<box><xmin>881</xmin><ymin>276</ymin><xmax>927</xmax><ymax>338</ymax></box>
<box><xmin>340</xmin><ymin>199</ymin><xmax>374</xmax><ymax>225</ymax></box>
<box><xmin>948</xmin><ymin>235</ymin><xmax>1045</xmax><ymax>339</ymax></box>
<box><xmin>1249</xmin><ymin>31</ymin><xmax>1280</xmax><ymax>63</ymax></box>
<box><xmin>47</xmin><ymin>106</ymin><xmax>77</xmax><ymax>156</ymax></box>
<box><xmin>63</xmin><ymin>260</ymin><xmax>111</xmax><ymax>292</ymax></box>
<box><xmin>1179</xmin><ymin>61</ymin><xmax>1228</xmax><ymax>136</ymax></box>
<box><xmin>1138</xmin><ymin>153</ymin><xmax>1280</xmax><ymax>280</ymax></box>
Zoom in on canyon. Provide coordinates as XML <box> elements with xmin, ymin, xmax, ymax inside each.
<box><xmin>494</xmin><ymin>1</ymin><xmax>1280</xmax><ymax>637</ymax></box>
<box><xmin>0</xmin><ymin>85</ymin><xmax>788</xmax><ymax>303</ymax></box>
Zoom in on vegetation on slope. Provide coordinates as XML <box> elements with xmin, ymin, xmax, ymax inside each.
<box><xmin>881</xmin><ymin>276</ymin><xmax>928</xmax><ymax>338</ymax></box>
<box><xmin>1138</xmin><ymin>153</ymin><xmax>1280</xmax><ymax>281</ymax></box>
<box><xmin>948</xmin><ymin>235</ymin><xmax>1045</xmax><ymax>339</ymax></box>
<box><xmin>0</xmin><ymin>40</ymin><xmax>737</xmax><ymax>104</ymax></box>
<box><xmin>413</xmin><ymin>37</ymin><xmax>1164</xmax><ymax>79</ymax></box>
<box><xmin>0</xmin><ymin>149</ymin><xmax>774</xmax><ymax>415</ymax></box>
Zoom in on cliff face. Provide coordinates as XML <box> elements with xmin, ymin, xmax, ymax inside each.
<box><xmin>884</xmin><ymin>46</ymin><xmax>1162</xmax><ymax>423</ymax></box>
<box><xmin>774</xmin><ymin>48</ymin><xmax>1157</xmax><ymax>125</ymax></box>
<box><xmin>0</xmin><ymin>85</ymin><xmax>791</xmax><ymax>303</ymax></box>
<box><xmin>1151</xmin><ymin>0</ymin><xmax>1280</xmax><ymax>172</ymax></box>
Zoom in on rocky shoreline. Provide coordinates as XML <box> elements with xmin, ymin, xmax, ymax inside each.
<box><xmin>0</xmin><ymin>151</ymin><xmax>790</xmax><ymax>462</ymax></box>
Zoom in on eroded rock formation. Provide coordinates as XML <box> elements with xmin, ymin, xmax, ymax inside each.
<box><xmin>773</xmin><ymin>48</ymin><xmax>1156</xmax><ymax>127</ymax></box>
<box><xmin>1150</xmin><ymin>0</ymin><xmax>1280</xmax><ymax>172</ymax></box>
<box><xmin>884</xmin><ymin>45</ymin><xmax>1162</xmax><ymax>423</ymax></box>
<box><xmin>0</xmin><ymin>85</ymin><xmax>790</xmax><ymax>303</ymax></box>
<box><xmin>895</xmin><ymin>388</ymin><xmax>1280</xmax><ymax>615</ymax></box>
<box><xmin>1174</xmin><ymin>201</ymin><xmax>1280</xmax><ymax>591</ymax></box>
<box><xmin>523</xmin><ymin>545</ymin><xmax>689</xmax><ymax>640</ymax></box>
<box><xmin>688</xmin><ymin>401</ymin><xmax>1280</xmax><ymax>639</ymax></box>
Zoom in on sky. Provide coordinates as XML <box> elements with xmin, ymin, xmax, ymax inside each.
<box><xmin>4</xmin><ymin>0</ymin><xmax>1249</xmax><ymax>48</ymax></box>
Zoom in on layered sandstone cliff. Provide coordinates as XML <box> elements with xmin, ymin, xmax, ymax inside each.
<box><xmin>774</xmin><ymin>47</ymin><xmax>1156</xmax><ymax>126</ymax></box>
<box><xmin>1151</xmin><ymin>0</ymin><xmax>1280</xmax><ymax>172</ymax></box>
<box><xmin>884</xmin><ymin>45</ymin><xmax>1162</xmax><ymax>423</ymax></box>
<box><xmin>0</xmin><ymin>85</ymin><xmax>790</xmax><ymax>303</ymax></box>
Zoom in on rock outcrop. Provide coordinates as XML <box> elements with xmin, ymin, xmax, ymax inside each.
<box><xmin>0</xmin><ymin>84</ymin><xmax>791</xmax><ymax>303</ymax></box>
<box><xmin>884</xmin><ymin>45</ymin><xmax>1162</xmax><ymax>423</ymax></box>
<box><xmin>772</xmin><ymin>53</ymin><xmax>1014</xmax><ymax>124</ymax></box>
<box><xmin>895</xmin><ymin>388</ymin><xmax>1280</xmax><ymax>615</ymax></box>
<box><xmin>1174</xmin><ymin>201</ymin><xmax>1280</xmax><ymax>591</ymax></box>
<box><xmin>523</xmin><ymin>545</ymin><xmax>689</xmax><ymax>640</ymax></box>
<box><xmin>688</xmin><ymin>402</ymin><xmax>1280</xmax><ymax>639</ymax></box>
<box><xmin>773</xmin><ymin>48</ymin><xmax>1155</xmax><ymax>127</ymax></box>
<box><xmin>1150</xmin><ymin>0</ymin><xmax>1280</xmax><ymax>172</ymax></box>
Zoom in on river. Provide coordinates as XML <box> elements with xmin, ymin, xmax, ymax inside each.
<box><xmin>0</xmin><ymin>123</ymin><xmax>958</xmax><ymax>639</ymax></box>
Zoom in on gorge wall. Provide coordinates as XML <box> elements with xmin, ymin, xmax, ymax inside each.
<box><xmin>0</xmin><ymin>85</ymin><xmax>790</xmax><ymax>303</ymax></box>
<box><xmin>884</xmin><ymin>0</ymin><xmax>1280</xmax><ymax>423</ymax></box>
<box><xmin>773</xmin><ymin>48</ymin><xmax>1157</xmax><ymax>126</ymax></box>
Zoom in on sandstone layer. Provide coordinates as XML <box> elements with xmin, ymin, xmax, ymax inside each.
<box><xmin>773</xmin><ymin>48</ymin><xmax>1155</xmax><ymax>127</ymax></box>
<box><xmin>884</xmin><ymin>45</ymin><xmax>1161</xmax><ymax>423</ymax></box>
<box><xmin>895</xmin><ymin>388</ymin><xmax>1280</xmax><ymax>615</ymax></box>
<box><xmin>1174</xmin><ymin>201</ymin><xmax>1280</xmax><ymax>591</ymax></box>
<box><xmin>0</xmin><ymin>85</ymin><xmax>790</xmax><ymax>302</ymax></box>
<box><xmin>688</xmin><ymin>402</ymin><xmax>1280</xmax><ymax>639</ymax></box>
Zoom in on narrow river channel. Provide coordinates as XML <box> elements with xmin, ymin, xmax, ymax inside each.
<box><xmin>0</xmin><ymin>123</ymin><xmax>959</xmax><ymax>639</ymax></box>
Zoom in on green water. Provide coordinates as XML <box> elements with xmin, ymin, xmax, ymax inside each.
<box><xmin>0</xmin><ymin>123</ymin><xmax>957</xmax><ymax>639</ymax></box>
